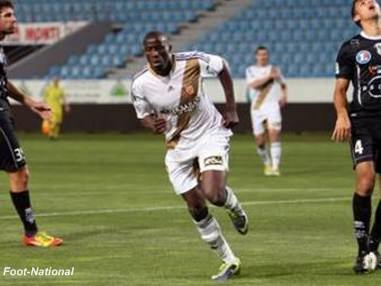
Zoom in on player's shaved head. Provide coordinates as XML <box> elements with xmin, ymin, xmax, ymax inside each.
<box><xmin>143</xmin><ymin>31</ymin><xmax>169</xmax><ymax>46</ymax></box>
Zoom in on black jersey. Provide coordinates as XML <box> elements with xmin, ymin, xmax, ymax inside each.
<box><xmin>0</xmin><ymin>46</ymin><xmax>9</xmax><ymax>98</ymax></box>
<box><xmin>336</xmin><ymin>32</ymin><xmax>381</xmax><ymax>118</ymax></box>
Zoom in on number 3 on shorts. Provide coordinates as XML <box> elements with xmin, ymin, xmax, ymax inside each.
<box><xmin>354</xmin><ymin>140</ymin><xmax>364</xmax><ymax>155</ymax></box>
<box><xmin>14</xmin><ymin>148</ymin><xmax>25</xmax><ymax>162</ymax></box>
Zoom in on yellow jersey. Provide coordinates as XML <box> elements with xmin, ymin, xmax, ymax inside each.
<box><xmin>43</xmin><ymin>83</ymin><xmax>65</xmax><ymax>122</ymax></box>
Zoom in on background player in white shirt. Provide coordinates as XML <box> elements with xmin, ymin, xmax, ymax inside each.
<box><xmin>246</xmin><ymin>46</ymin><xmax>287</xmax><ymax>176</ymax></box>
<box><xmin>131</xmin><ymin>31</ymin><xmax>249</xmax><ymax>281</ymax></box>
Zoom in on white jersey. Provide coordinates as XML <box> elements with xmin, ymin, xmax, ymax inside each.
<box><xmin>131</xmin><ymin>51</ymin><xmax>232</xmax><ymax>151</ymax></box>
<box><xmin>246</xmin><ymin>65</ymin><xmax>285</xmax><ymax>110</ymax></box>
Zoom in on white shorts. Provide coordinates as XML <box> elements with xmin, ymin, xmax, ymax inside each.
<box><xmin>165</xmin><ymin>130</ymin><xmax>230</xmax><ymax>195</ymax></box>
<box><xmin>250</xmin><ymin>103</ymin><xmax>282</xmax><ymax>136</ymax></box>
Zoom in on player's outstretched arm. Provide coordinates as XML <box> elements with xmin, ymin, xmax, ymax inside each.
<box><xmin>218</xmin><ymin>63</ymin><xmax>239</xmax><ymax>129</ymax></box>
<box><xmin>7</xmin><ymin>81</ymin><xmax>52</xmax><ymax>120</ymax></box>
<box><xmin>331</xmin><ymin>78</ymin><xmax>351</xmax><ymax>142</ymax></box>
<box><xmin>141</xmin><ymin>114</ymin><xmax>166</xmax><ymax>134</ymax></box>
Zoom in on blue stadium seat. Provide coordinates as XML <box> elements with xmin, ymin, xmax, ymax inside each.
<box><xmin>36</xmin><ymin>0</ymin><xmax>358</xmax><ymax>78</ymax></box>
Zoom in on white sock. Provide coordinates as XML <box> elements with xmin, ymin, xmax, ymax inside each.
<box><xmin>224</xmin><ymin>186</ymin><xmax>241</xmax><ymax>213</ymax></box>
<box><xmin>256</xmin><ymin>146</ymin><xmax>271</xmax><ymax>166</ymax></box>
<box><xmin>194</xmin><ymin>215</ymin><xmax>237</xmax><ymax>264</ymax></box>
<box><xmin>270</xmin><ymin>142</ymin><xmax>281</xmax><ymax>169</ymax></box>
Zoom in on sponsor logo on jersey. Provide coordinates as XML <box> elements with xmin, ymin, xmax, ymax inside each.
<box><xmin>161</xmin><ymin>96</ymin><xmax>200</xmax><ymax>116</ymax></box>
<box><xmin>375</xmin><ymin>43</ymin><xmax>381</xmax><ymax>56</ymax></box>
<box><xmin>350</xmin><ymin>39</ymin><xmax>360</xmax><ymax>46</ymax></box>
<box><xmin>204</xmin><ymin>156</ymin><xmax>223</xmax><ymax>167</ymax></box>
<box><xmin>356</xmin><ymin>50</ymin><xmax>372</xmax><ymax>65</ymax></box>
<box><xmin>183</xmin><ymin>85</ymin><xmax>194</xmax><ymax>96</ymax></box>
<box><xmin>368</xmin><ymin>65</ymin><xmax>381</xmax><ymax>76</ymax></box>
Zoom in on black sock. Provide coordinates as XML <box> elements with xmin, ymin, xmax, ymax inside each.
<box><xmin>353</xmin><ymin>193</ymin><xmax>371</xmax><ymax>256</ymax></box>
<box><xmin>10</xmin><ymin>190</ymin><xmax>38</xmax><ymax>236</ymax></box>
<box><xmin>370</xmin><ymin>200</ymin><xmax>381</xmax><ymax>252</ymax></box>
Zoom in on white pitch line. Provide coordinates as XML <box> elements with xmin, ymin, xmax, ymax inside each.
<box><xmin>0</xmin><ymin>187</ymin><xmax>350</xmax><ymax>197</ymax></box>
<box><xmin>0</xmin><ymin>197</ymin><xmax>350</xmax><ymax>220</ymax></box>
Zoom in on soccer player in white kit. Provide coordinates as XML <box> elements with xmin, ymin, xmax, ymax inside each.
<box><xmin>131</xmin><ymin>31</ymin><xmax>249</xmax><ymax>281</ymax></box>
<box><xmin>246</xmin><ymin>46</ymin><xmax>287</xmax><ymax>176</ymax></box>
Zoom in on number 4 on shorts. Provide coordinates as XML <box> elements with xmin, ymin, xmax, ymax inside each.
<box><xmin>354</xmin><ymin>140</ymin><xmax>364</xmax><ymax>155</ymax></box>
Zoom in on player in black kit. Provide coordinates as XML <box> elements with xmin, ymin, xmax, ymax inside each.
<box><xmin>0</xmin><ymin>1</ymin><xmax>62</xmax><ymax>247</ymax></box>
<box><xmin>332</xmin><ymin>0</ymin><xmax>381</xmax><ymax>274</ymax></box>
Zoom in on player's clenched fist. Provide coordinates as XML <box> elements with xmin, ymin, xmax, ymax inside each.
<box><xmin>152</xmin><ymin>117</ymin><xmax>167</xmax><ymax>134</ymax></box>
<box><xmin>223</xmin><ymin>109</ymin><xmax>239</xmax><ymax>129</ymax></box>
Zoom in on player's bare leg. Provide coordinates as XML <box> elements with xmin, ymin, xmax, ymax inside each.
<box><xmin>200</xmin><ymin>170</ymin><xmax>248</xmax><ymax>235</ymax></box>
<box><xmin>352</xmin><ymin>162</ymin><xmax>377</xmax><ymax>273</ymax></box>
<box><xmin>8</xmin><ymin>165</ymin><xmax>63</xmax><ymax>247</ymax></box>
<box><xmin>255</xmin><ymin>132</ymin><xmax>272</xmax><ymax>176</ymax></box>
<box><xmin>182</xmin><ymin>187</ymin><xmax>240</xmax><ymax>281</ymax></box>
<box><xmin>268</xmin><ymin>127</ymin><xmax>282</xmax><ymax>176</ymax></box>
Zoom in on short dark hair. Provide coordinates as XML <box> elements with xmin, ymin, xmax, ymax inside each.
<box><xmin>0</xmin><ymin>0</ymin><xmax>13</xmax><ymax>12</ymax></box>
<box><xmin>255</xmin><ymin>46</ymin><xmax>268</xmax><ymax>54</ymax></box>
<box><xmin>352</xmin><ymin>0</ymin><xmax>361</xmax><ymax>28</ymax></box>
<box><xmin>143</xmin><ymin>31</ymin><xmax>167</xmax><ymax>46</ymax></box>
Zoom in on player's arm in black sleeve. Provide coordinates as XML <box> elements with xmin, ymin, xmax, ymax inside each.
<box><xmin>332</xmin><ymin>42</ymin><xmax>353</xmax><ymax>142</ymax></box>
<box><xmin>6</xmin><ymin>81</ymin><xmax>52</xmax><ymax>120</ymax></box>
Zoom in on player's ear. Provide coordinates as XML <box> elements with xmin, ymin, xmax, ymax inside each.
<box><xmin>168</xmin><ymin>44</ymin><xmax>172</xmax><ymax>53</ymax></box>
<box><xmin>353</xmin><ymin>14</ymin><xmax>361</xmax><ymax>24</ymax></box>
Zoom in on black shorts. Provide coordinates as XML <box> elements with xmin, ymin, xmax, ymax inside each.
<box><xmin>350</xmin><ymin>117</ymin><xmax>381</xmax><ymax>173</ymax></box>
<box><xmin>0</xmin><ymin>106</ymin><xmax>26</xmax><ymax>172</ymax></box>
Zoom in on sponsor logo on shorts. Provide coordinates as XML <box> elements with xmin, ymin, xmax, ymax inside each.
<box><xmin>204</xmin><ymin>156</ymin><xmax>223</xmax><ymax>167</ymax></box>
<box><xmin>356</xmin><ymin>50</ymin><xmax>372</xmax><ymax>65</ymax></box>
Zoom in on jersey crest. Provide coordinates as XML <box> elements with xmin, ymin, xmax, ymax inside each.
<box><xmin>356</xmin><ymin>50</ymin><xmax>372</xmax><ymax>65</ymax></box>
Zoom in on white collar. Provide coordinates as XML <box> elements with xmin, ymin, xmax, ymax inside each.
<box><xmin>360</xmin><ymin>31</ymin><xmax>381</xmax><ymax>40</ymax></box>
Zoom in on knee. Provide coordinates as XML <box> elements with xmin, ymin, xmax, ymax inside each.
<box><xmin>10</xmin><ymin>167</ymin><xmax>29</xmax><ymax>191</ymax></box>
<box><xmin>203</xmin><ymin>186</ymin><xmax>226</xmax><ymax>207</ymax></box>
<box><xmin>256</xmin><ymin>137</ymin><xmax>266</xmax><ymax>147</ymax></box>
<box><xmin>16</xmin><ymin>168</ymin><xmax>29</xmax><ymax>186</ymax></box>
<box><xmin>356</xmin><ymin>173</ymin><xmax>375</xmax><ymax>196</ymax></box>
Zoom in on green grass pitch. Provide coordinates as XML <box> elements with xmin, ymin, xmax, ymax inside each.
<box><xmin>0</xmin><ymin>133</ymin><xmax>381</xmax><ymax>285</ymax></box>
